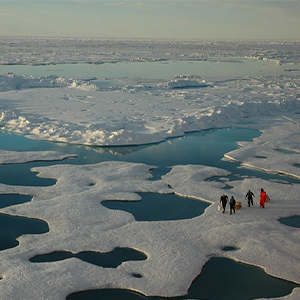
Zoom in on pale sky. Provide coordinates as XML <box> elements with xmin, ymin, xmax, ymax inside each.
<box><xmin>0</xmin><ymin>1</ymin><xmax>299</xmax><ymax>40</ymax></box>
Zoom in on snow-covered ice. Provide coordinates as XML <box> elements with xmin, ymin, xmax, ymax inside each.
<box><xmin>0</xmin><ymin>38</ymin><xmax>300</xmax><ymax>300</ymax></box>
<box><xmin>0</xmin><ymin>74</ymin><xmax>299</xmax><ymax>146</ymax></box>
<box><xmin>0</xmin><ymin>149</ymin><xmax>75</xmax><ymax>164</ymax></box>
<box><xmin>1</xmin><ymin>38</ymin><xmax>300</xmax><ymax>65</ymax></box>
<box><xmin>0</xmin><ymin>161</ymin><xmax>300</xmax><ymax>300</ymax></box>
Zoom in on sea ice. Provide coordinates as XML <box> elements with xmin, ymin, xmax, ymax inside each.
<box><xmin>0</xmin><ymin>160</ymin><xmax>299</xmax><ymax>299</ymax></box>
<box><xmin>0</xmin><ymin>149</ymin><xmax>75</xmax><ymax>164</ymax></box>
<box><xmin>1</xmin><ymin>38</ymin><xmax>300</xmax><ymax>65</ymax></box>
<box><xmin>0</xmin><ymin>74</ymin><xmax>299</xmax><ymax>148</ymax></box>
<box><xmin>0</xmin><ymin>38</ymin><xmax>299</xmax><ymax>300</ymax></box>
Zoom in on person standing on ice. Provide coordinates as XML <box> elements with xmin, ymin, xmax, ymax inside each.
<box><xmin>245</xmin><ymin>190</ymin><xmax>255</xmax><ymax>207</ymax></box>
<box><xmin>229</xmin><ymin>196</ymin><xmax>236</xmax><ymax>215</ymax></box>
<box><xmin>259</xmin><ymin>188</ymin><xmax>268</xmax><ymax>208</ymax></box>
<box><xmin>220</xmin><ymin>194</ymin><xmax>229</xmax><ymax>213</ymax></box>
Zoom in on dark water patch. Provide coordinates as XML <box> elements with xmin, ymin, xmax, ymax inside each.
<box><xmin>0</xmin><ymin>194</ymin><xmax>32</xmax><ymax>209</ymax></box>
<box><xmin>269</xmin><ymin>179</ymin><xmax>291</xmax><ymax>184</ymax></box>
<box><xmin>279</xmin><ymin>215</ymin><xmax>300</xmax><ymax>228</ymax></box>
<box><xmin>67</xmin><ymin>289</ymin><xmax>149</xmax><ymax>300</ymax></box>
<box><xmin>0</xmin><ymin>213</ymin><xmax>49</xmax><ymax>251</ymax></box>
<box><xmin>294</xmin><ymin>164</ymin><xmax>300</xmax><ymax>168</ymax></box>
<box><xmin>181</xmin><ymin>257</ymin><xmax>300</xmax><ymax>300</ymax></box>
<box><xmin>284</xmin><ymin>69</ymin><xmax>299</xmax><ymax>72</ymax></box>
<box><xmin>205</xmin><ymin>168</ymin><xmax>300</xmax><ymax>186</ymax></box>
<box><xmin>67</xmin><ymin>257</ymin><xmax>300</xmax><ymax>300</ymax></box>
<box><xmin>222</xmin><ymin>184</ymin><xmax>233</xmax><ymax>190</ymax></box>
<box><xmin>1</xmin><ymin>59</ymin><xmax>290</xmax><ymax>80</ymax></box>
<box><xmin>0</xmin><ymin>162</ymin><xmax>57</xmax><ymax>186</ymax></box>
<box><xmin>275</xmin><ymin>149</ymin><xmax>299</xmax><ymax>154</ymax></box>
<box><xmin>222</xmin><ymin>246</ymin><xmax>239</xmax><ymax>251</ymax></box>
<box><xmin>0</xmin><ymin>130</ymin><xmax>56</xmax><ymax>152</ymax></box>
<box><xmin>30</xmin><ymin>247</ymin><xmax>147</xmax><ymax>268</ymax></box>
<box><xmin>171</xmin><ymin>84</ymin><xmax>209</xmax><ymax>89</ymax></box>
<box><xmin>240</xmin><ymin>120</ymin><xmax>256</xmax><ymax>124</ymax></box>
<box><xmin>149</xmin><ymin>167</ymin><xmax>172</xmax><ymax>181</ymax></box>
<box><xmin>205</xmin><ymin>176</ymin><xmax>234</xmax><ymax>190</ymax></box>
<box><xmin>1</xmin><ymin>128</ymin><xmax>299</xmax><ymax>186</ymax></box>
<box><xmin>102</xmin><ymin>193</ymin><xmax>209</xmax><ymax>222</ymax></box>
<box><xmin>1</xmin><ymin>128</ymin><xmax>261</xmax><ymax>167</ymax></box>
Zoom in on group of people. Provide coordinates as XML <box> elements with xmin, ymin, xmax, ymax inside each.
<box><xmin>219</xmin><ymin>188</ymin><xmax>269</xmax><ymax>214</ymax></box>
<box><xmin>219</xmin><ymin>194</ymin><xmax>236</xmax><ymax>215</ymax></box>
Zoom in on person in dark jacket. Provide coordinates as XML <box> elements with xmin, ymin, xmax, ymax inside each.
<box><xmin>245</xmin><ymin>190</ymin><xmax>255</xmax><ymax>207</ymax></box>
<box><xmin>229</xmin><ymin>196</ymin><xmax>236</xmax><ymax>215</ymax></box>
<box><xmin>220</xmin><ymin>194</ymin><xmax>229</xmax><ymax>213</ymax></box>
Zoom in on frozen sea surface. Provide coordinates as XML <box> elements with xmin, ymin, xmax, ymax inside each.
<box><xmin>0</xmin><ymin>38</ymin><xmax>300</xmax><ymax>300</ymax></box>
<box><xmin>1</xmin><ymin>37</ymin><xmax>300</xmax><ymax>65</ymax></box>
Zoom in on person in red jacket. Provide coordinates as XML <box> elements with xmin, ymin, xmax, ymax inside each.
<box><xmin>259</xmin><ymin>188</ymin><xmax>268</xmax><ymax>208</ymax></box>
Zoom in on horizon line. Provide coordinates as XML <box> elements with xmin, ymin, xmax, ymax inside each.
<box><xmin>0</xmin><ymin>35</ymin><xmax>300</xmax><ymax>42</ymax></box>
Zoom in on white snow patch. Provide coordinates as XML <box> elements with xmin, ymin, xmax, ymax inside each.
<box><xmin>0</xmin><ymin>74</ymin><xmax>299</xmax><ymax>147</ymax></box>
<box><xmin>225</xmin><ymin>119</ymin><xmax>300</xmax><ymax>179</ymax></box>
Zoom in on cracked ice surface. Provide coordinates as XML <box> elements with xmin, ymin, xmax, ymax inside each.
<box><xmin>0</xmin><ymin>74</ymin><xmax>300</xmax><ymax>146</ymax></box>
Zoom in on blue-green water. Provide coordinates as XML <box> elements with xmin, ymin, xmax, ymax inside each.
<box><xmin>0</xmin><ymin>212</ymin><xmax>49</xmax><ymax>251</ymax></box>
<box><xmin>1</xmin><ymin>128</ymin><xmax>299</xmax><ymax>187</ymax></box>
<box><xmin>66</xmin><ymin>257</ymin><xmax>299</xmax><ymax>300</ymax></box>
<box><xmin>29</xmin><ymin>247</ymin><xmax>147</xmax><ymax>269</ymax></box>
<box><xmin>279</xmin><ymin>215</ymin><xmax>300</xmax><ymax>228</ymax></box>
<box><xmin>102</xmin><ymin>193</ymin><xmax>209</xmax><ymax>221</ymax></box>
<box><xmin>222</xmin><ymin>246</ymin><xmax>239</xmax><ymax>252</ymax></box>
<box><xmin>1</xmin><ymin>59</ymin><xmax>298</xmax><ymax>82</ymax></box>
<box><xmin>0</xmin><ymin>194</ymin><xmax>32</xmax><ymax>209</ymax></box>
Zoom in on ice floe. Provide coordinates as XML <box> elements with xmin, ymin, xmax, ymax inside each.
<box><xmin>0</xmin><ymin>149</ymin><xmax>75</xmax><ymax>164</ymax></box>
<box><xmin>225</xmin><ymin>120</ymin><xmax>300</xmax><ymax>179</ymax></box>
